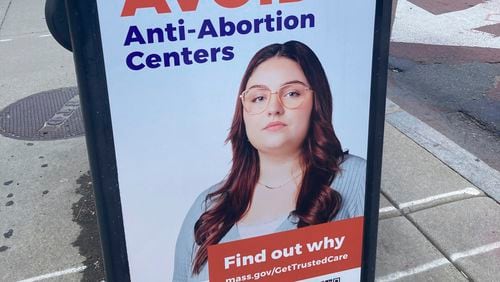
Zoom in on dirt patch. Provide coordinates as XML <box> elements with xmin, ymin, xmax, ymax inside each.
<box><xmin>72</xmin><ymin>172</ymin><xmax>105</xmax><ymax>281</ymax></box>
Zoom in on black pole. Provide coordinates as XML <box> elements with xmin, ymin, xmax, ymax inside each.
<box><xmin>64</xmin><ymin>0</ymin><xmax>130</xmax><ymax>281</ymax></box>
<box><xmin>361</xmin><ymin>0</ymin><xmax>393</xmax><ymax>281</ymax></box>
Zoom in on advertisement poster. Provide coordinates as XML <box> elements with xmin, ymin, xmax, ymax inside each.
<box><xmin>94</xmin><ymin>0</ymin><xmax>377</xmax><ymax>281</ymax></box>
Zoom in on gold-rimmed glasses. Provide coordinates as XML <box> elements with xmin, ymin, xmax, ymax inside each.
<box><xmin>240</xmin><ymin>82</ymin><xmax>313</xmax><ymax>115</ymax></box>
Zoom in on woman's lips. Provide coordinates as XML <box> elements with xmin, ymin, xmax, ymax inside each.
<box><xmin>263</xmin><ymin>121</ymin><xmax>287</xmax><ymax>131</ymax></box>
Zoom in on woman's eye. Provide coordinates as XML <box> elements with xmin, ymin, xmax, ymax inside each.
<box><xmin>251</xmin><ymin>95</ymin><xmax>266</xmax><ymax>103</ymax></box>
<box><xmin>284</xmin><ymin>91</ymin><xmax>301</xmax><ymax>98</ymax></box>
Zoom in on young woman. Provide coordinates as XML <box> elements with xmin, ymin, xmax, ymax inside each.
<box><xmin>173</xmin><ymin>41</ymin><xmax>366</xmax><ymax>281</ymax></box>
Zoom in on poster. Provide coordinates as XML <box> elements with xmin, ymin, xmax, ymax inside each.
<box><xmin>93</xmin><ymin>0</ymin><xmax>378</xmax><ymax>281</ymax></box>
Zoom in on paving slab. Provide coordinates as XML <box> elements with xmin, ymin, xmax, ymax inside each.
<box><xmin>385</xmin><ymin>99</ymin><xmax>402</xmax><ymax>115</ymax></box>
<box><xmin>381</xmin><ymin>123</ymin><xmax>482</xmax><ymax>212</ymax></box>
<box><xmin>386</xmin><ymin>104</ymin><xmax>500</xmax><ymax>202</ymax></box>
<box><xmin>378</xmin><ymin>193</ymin><xmax>400</xmax><ymax>220</ymax></box>
<box><xmin>379</xmin><ymin>193</ymin><xmax>392</xmax><ymax>208</ymax></box>
<box><xmin>375</xmin><ymin>216</ymin><xmax>466</xmax><ymax>281</ymax></box>
<box><xmin>409</xmin><ymin>197</ymin><xmax>500</xmax><ymax>281</ymax></box>
<box><xmin>0</xmin><ymin>36</ymin><xmax>75</xmax><ymax>110</ymax></box>
<box><xmin>387</xmin><ymin>265</ymin><xmax>468</xmax><ymax>282</ymax></box>
<box><xmin>0</xmin><ymin>136</ymin><xmax>89</xmax><ymax>281</ymax></box>
<box><xmin>453</xmin><ymin>251</ymin><xmax>500</xmax><ymax>282</ymax></box>
<box><xmin>0</xmin><ymin>0</ymin><xmax>48</xmax><ymax>38</ymax></box>
<box><xmin>0</xmin><ymin>0</ymin><xmax>11</xmax><ymax>28</ymax></box>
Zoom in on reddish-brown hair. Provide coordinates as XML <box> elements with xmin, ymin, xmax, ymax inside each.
<box><xmin>192</xmin><ymin>41</ymin><xmax>344</xmax><ymax>274</ymax></box>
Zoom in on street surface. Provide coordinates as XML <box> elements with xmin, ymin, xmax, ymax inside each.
<box><xmin>390</xmin><ymin>0</ymin><xmax>500</xmax><ymax>171</ymax></box>
<box><xmin>0</xmin><ymin>0</ymin><xmax>499</xmax><ymax>281</ymax></box>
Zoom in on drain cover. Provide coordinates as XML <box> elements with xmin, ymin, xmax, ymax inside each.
<box><xmin>0</xmin><ymin>87</ymin><xmax>85</xmax><ymax>141</ymax></box>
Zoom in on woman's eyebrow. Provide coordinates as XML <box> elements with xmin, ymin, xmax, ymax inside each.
<box><xmin>280</xmin><ymin>80</ymin><xmax>307</xmax><ymax>87</ymax></box>
<box><xmin>247</xmin><ymin>84</ymin><xmax>269</xmax><ymax>90</ymax></box>
<box><xmin>246</xmin><ymin>80</ymin><xmax>308</xmax><ymax>90</ymax></box>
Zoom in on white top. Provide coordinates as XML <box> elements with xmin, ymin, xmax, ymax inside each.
<box><xmin>236</xmin><ymin>214</ymin><xmax>290</xmax><ymax>239</ymax></box>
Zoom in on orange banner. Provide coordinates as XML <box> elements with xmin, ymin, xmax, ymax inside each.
<box><xmin>208</xmin><ymin>217</ymin><xmax>364</xmax><ymax>281</ymax></box>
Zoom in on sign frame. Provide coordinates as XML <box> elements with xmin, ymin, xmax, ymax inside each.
<box><xmin>64</xmin><ymin>0</ymin><xmax>393</xmax><ymax>281</ymax></box>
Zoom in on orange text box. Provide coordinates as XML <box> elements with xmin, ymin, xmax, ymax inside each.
<box><xmin>208</xmin><ymin>217</ymin><xmax>364</xmax><ymax>281</ymax></box>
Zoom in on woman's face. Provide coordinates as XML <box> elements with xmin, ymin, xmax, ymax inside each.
<box><xmin>243</xmin><ymin>57</ymin><xmax>313</xmax><ymax>156</ymax></box>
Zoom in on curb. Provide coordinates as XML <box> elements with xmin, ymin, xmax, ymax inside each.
<box><xmin>385</xmin><ymin>99</ymin><xmax>500</xmax><ymax>203</ymax></box>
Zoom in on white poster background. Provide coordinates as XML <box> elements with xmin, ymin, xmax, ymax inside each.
<box><xmin>96</xmin><ymin>1</ymin><xmax>376</xmax><ymax>281</ymax></box>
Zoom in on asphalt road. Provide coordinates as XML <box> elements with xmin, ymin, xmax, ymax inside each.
<box><xmin>390</xmin><ymin>0</ymin><xmax>500</xmax><ymax>171</ymax></box>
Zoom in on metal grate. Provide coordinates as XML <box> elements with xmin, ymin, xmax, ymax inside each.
<box><xmin>0</xmin><ymin>87</ymin><xmax>85</xmax><ymax>140</ymax></box>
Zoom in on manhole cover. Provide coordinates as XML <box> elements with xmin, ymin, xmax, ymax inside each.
<box><xmin>0</xmin><ymin>87</ymin><xmax>85</xmax><ymax>141</ymax></box>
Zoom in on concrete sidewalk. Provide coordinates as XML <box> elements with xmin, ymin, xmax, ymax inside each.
<box><xmin>376</xmin><ymin>1</ymin><xmax>500</xmax><ymax>280</ymax></box>
<box><xmin>375</xmin><ymin>100</ymin><xmax>500</xmax><ymax>281</ymax></box>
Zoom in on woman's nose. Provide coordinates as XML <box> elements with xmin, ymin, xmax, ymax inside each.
<box><xmin>266</xmin><ymin>92</ymin><xmax>284</xmax><ymax>115</ymax></box>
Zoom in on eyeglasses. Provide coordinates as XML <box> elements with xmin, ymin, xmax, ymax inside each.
<box><xmin>240</xmin><ymin>82</ymin><xmax>313</xmax><ymax>115</ymax></box>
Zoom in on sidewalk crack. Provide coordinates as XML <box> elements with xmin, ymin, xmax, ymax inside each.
<box><xmin>378</xmin><ymin>191</ymin><xmax>473</xmax><ymax>280</ymax></box>
<box><xmin>0</xmin><ymin>0</ymin><xmax>13</xmax><ymax>34</ymax></box>
<box><xmin>404</xmin><ymin>215</ymin><xmax>473</xmax><ymax>281</ymax></box>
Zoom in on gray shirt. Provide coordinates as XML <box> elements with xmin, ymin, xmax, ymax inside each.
<box><xmin>173</xmin><ymin>154</ymin><xmax>366</xmax><ymax>281</ymax></box>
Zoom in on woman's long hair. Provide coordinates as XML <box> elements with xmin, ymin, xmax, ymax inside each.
<box><xmin>192</xmin><ymin>41</ymin><xmax>344</xmax><ymax>274</ymax></box>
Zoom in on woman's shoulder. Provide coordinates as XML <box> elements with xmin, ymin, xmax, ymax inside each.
<box><xmin>339</xmin><ymin>154</ymin><xmax>366</xmax><ymax>172</ymax></box>
<box><xmin>333</xmin><ymin>154</ymin><xmax>366</xmax><ymax>186</ymax></box>
<box><xmin>332</xmin><ymin>154</ymin><xmax>366</xmax><ymax>220</ymax></box>
<box><xmin>173</xmin><ymin>181</ymin><xmax>224</xmax><ymax>280</ymax></box>
<box><xmin>177</xmin><ymin>181</ymin><xmax>225</xmax><ymax>240</ymax></box>
<box><xmin>189</xmin><ymin>181</ymin><xmax>224</xmax><ymax>216</ymax></box>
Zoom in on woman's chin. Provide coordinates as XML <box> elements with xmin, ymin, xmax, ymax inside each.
<box><xmin>256</xmin><ymin>142</ymin><xmax>300</xmax><ymax>156</ymax></box>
